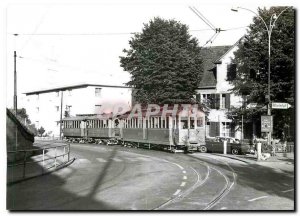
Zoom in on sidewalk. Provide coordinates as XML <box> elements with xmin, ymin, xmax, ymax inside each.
<box><xmin>7</xmin><ymin>145</ymin><xmax>74</xmax><ymax>184</ymax></box>
<box><xmin>215</xmin><ymin>153</ymin><xmax>294</xmax><ymax>173</ymax></box>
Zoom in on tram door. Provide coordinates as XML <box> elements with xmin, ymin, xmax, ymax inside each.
<box><xmin>179</xmin><ymin>117</ymin><xmax>189</xmax><ymax>145</ymax></box>
<box><xmin>80</xmin><ymin>120</ymin><xmax>87</xmax><ymax>138</ymax></box>
<box><xmin>114</xmin><ymin>119</ymin><xmax>120</xmax><ymax>137</ymax></box>
<box><xmin>188</xmin><ymin>116</ymin><xmax>198</xmax><ymax>143</ymax></box>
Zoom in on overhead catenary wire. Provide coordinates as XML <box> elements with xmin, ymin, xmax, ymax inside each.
<box><xmin>189</xmin><ymin>6</ymin><xmax>215</xmax><ymax>30</ymax></box>
<box><xmin>192</xmin><ymin>6</ymin><xmax>216</xmax><ymax>30</ymax></box>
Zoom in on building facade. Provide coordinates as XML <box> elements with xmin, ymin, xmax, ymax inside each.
<box><xmin>23</xmin><ymin>84</ymin><xmax>132</xmax><ymax>137</ymax></box>
<box><xmin>196</xmin><ymin>42</ymin><xmax>244</xmax><ymax>139</ymax></box>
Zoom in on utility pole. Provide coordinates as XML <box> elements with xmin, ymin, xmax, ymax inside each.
<box><xmin>59</xmin><ymin>91</ymin><xmax>64</xmax><ymax>140</ymax></box>
<box><xmin>14</xmin><ymin>50</ymin><xmax>18</xmax><ymax>151</ymax></box>
<box><xmin>14</xmin><ymin>51</ymin><xmax>17</xmax><ymax>114</ymax></box>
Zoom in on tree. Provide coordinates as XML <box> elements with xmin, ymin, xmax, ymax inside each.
<box><xmin>120</xmin><ymin>17</ymin><xmax>203</xmax><ymax>105</ymax></box>
<box><xmin>37</xmin><ymin>126</ymin><xmax>45</xmax><ymax>137</ymax></box>
<box><xmin>228</xmin><ymin>7</ymin><xmax>295</xmax><ymax>139</ymax></box>
<box><xmin>14</xmin><ymin>108</ymin><xmax>32</xmax><ymax>125</ymax></box>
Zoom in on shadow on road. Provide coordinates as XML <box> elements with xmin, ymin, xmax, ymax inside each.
<box><xmin>7</xmin><ymin>146</ymin><xmax>119</xmax><ymax>210</ymax></box>
<box><xmin>188</xmin><ymin>154</ymin><xmax>294</xmax><ymax>201</ymax></box>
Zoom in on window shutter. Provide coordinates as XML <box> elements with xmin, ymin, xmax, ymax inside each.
<box><xmin>225</xmin><ymin>94</ymin><xmax>231</xmax><ymax>109</ymax></box>
<box><xmin>196</xmin><ymin>93</ymin><xmax>201</xmax><ymax>103</ymax></box>
<box><xmin>227</xmin><ymin>64</ymin><xmax>237</xmax><ymax>81</ymax></box>
<box><xmin>210</xmin><ymin>94</ymin><xmax>215</xmax><ymax>109</ymax></box>
<box><xmin>215</xmin><ymin>94</ymin><xmax>220</xmax><ymax>110</ymax></box>
<box><xmin>209</xmin><ymin>122</ymin><xmax>220</xmax><ymax>137</ymax></box>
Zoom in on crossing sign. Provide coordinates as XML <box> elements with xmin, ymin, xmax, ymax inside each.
<box><xmin>261</xmin><ymin>115</ymin><xmax>273</xmax><ymax>132</ymax></box>
<box><xmin>272</xmin><ymin>103</ymin><xmax>291</xmax><ymax>109</ymax></box>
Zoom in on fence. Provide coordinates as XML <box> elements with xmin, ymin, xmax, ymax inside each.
<box><xmin>275</xmin><ymin>143</ymin><xmax>294</xmax><ymax>153</ymax></box>
<box><xmin>7</xmin><ymin>144</ymin><xmax>72</xmax><ymax>183</ymax></box>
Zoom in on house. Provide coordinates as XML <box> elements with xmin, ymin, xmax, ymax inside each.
<box><xmin>196</xmin><ymin>40</ymin><xmax>244</xmax><ymax>139</ymax></box>
<box><xmin>23</xmin><ymin>83</ymin><xmax>132</xmax><ymax>137</ymax></box>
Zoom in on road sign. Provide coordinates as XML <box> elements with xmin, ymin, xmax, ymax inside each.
<box><xmin>272</xmin><ymin>102</ymin><xmax>291</xmax><ymax>109</ymax></box>
<box><xmin>247</xmin><ymin>103</ymin><xmax>257</xmax><ymax>108</ymax></box>
<box><xmin>261</xmin><ymin>115</ymin><xmax>273</xmax><ymax>133</ymax></box>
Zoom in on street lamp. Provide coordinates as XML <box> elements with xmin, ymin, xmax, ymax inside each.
<box><xmin>231</xmin><ymin>6</ymin><xmax>292</xmax><ymax>154</ymax></box>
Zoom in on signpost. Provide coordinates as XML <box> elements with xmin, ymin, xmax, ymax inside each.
<box><xmin>272</xmin><ymin>102</ymin><xmax>291</xmax><ymax>109</ymax></box>
<box><xmin>247</xmin><ymin>103</ymin><xmax>257</xmax><ymax>108</ymax></box>
<box><xmin>261</xmin><ymin>115</ymin><xmax>273</xmax><ymax>133</ymax></box>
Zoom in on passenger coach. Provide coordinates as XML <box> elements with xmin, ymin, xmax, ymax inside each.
<box><xmin>62</xmin><ymin>106</ymin><xmax>206</xmax><ymax>152</ymax></box>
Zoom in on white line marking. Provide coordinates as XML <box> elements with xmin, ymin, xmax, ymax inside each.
<box><xmin>171</xmin><ymin>162</ymin><xmax>184</xmax><ymax>170</ymax></box>
<box><xmin>180</xmin><ymin>182</ymin><xmax>186</xmax><ymax>187</ymax></box>
<box><xmin>78</xmin><ymin>159</ymin><xmax>91</xmax><ymax>163</ymax></box>
<box><xmin>182</xmin><ymin>170</ymin><xmax>186</xmax><ymax>174</ymax></box>
<box><xmin>112</xmin><ymin>158</ymin><xmax>122</xmax><ymax>162</ymax></box>
<box><xmin>136</xmin><ymin>157</ymin><xmax>152</xmax><ymax>162</ymax></box>
<box><xmin>183</xmin><ymin>176</ymin><xmax>187</xmax><ymax>180</ymax></box>
<box><xmin>126</xmin><ymin>158</ymin><xmax>138</xmax><ymax>162</ymax></box>
<box><xmin>96</xmin><ymin>158</ymin><xmax>107</xmax><ymax>163</ymax></box>
<box><xmin>248</xmin><ymin>196</ymin><xmax>268</xmax><ymax>202</ymax></box>
<box><xmin>282</xmin><ymin>189</ymin><xmax>294</xmax><ymax>193</ymax></box>
<box><xmin>173</xmin><ymin>189</ymin><xmax>181</xmax><ymax>196</ymax></box>
<box><xmin>220</xmin><ymin>207</ymin><xmax>227</xmax><ymax>210</ymax></box>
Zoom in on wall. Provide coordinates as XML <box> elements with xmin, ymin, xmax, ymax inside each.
<box><xmin>6</xmin><ymin>109</ymin><xmax>34</xmax><ymax>162</ymax></box>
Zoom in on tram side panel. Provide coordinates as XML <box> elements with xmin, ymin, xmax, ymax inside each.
<box><xmin>64</xmin><ymin>128</ymin><xmax>81</xmax><ymax>137</ymax></box>
<box><xmin>88</xmin><ymin>128</ymin><xmax>110</xmax><ymax>138</ymax></box>
<box><xmin>123</xmin><ymin>128</ymin><xmax>144</xmax><ymax>142</ymax></box>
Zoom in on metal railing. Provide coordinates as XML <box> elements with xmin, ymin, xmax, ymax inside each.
<box><xmin>7</xmin><ymin>144</ymin><xmax>71</xmax><ymax>181</ymax></box>
<box><xmin>275</xmin><ymin>144</ymin><xmax>294</xmax><ymax>153</ymax></box>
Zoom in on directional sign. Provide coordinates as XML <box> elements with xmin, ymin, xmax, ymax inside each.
<box><xmin>261</xmin><ymin>115</ymin><xmax>273</xmax><ymax>133</ymax></box>
<box><xmin>247</xmin><ymin>103</ymin><xmax>257</xmax><ymax>108</ymax></box>
<box><xmin>272</xmin><ymin>103</ymin><xmax>291</xmax><ymax>109</ymax></box>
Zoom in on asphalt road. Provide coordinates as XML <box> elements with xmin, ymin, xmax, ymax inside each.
<box><xmin>7</xmin><ymin>142</ymin><xmax>294</xmax><ymax>210</ymax></box>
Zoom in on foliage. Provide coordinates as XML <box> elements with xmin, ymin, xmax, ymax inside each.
<box><xmin>227</xmin><ymin>7</ymin><xmax>294</xmax><ymax>139</ymax></box>
<box><xmin>27</xmin><ymin>124</ymin><xmax>38</xmax><ymax>136</ymax></box>
<box><xmin>37</xmin><ymin>126</ymin><xmax>45</xmax><ymax>136</ymax></box>
<box><xmin>16</xmin><ymin>108</ymin><xmax>31</xmax><ymax>124</ymax></box>
<box><xmin>120</xmin><ymin>17</ymin><xmax>203</xmax><ymax>105</ymax></box>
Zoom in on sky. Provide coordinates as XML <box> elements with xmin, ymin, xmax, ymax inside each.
<box><xmin>3</xmin><ymin>0</ymin><xmax>296</xmax><ymax>109</ymax></box>
<box><xmin>0</xmin><ymin>0</ymin><xmax>298</xmax><ymax>214</ymax></box>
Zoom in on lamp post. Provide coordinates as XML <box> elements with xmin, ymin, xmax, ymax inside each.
<box><xmin>231</xmin><ymin>6</ymin><xmax>292</xmax><ymax>154</ymax></box>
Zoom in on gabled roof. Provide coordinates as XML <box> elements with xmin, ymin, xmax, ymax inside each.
<box><xmin>214</xmin><ymin>36</ymin><xmax>244</xmax><ymax>64</ymax></box>
<box><xmin>23</xmin><ymin>83</ymin><xmax>131</xmax><ymax>95</ymax></box>
<box><xmin>198</xmin><ymin>46</ymin><xmax>231</xmax><ymax>88</ymax></box>
<box><xmin>198</xmin><ymin>37</ymin><xmax>244</xmax><ymax>89</ymax></box>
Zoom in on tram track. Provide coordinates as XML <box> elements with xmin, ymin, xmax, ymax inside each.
<box><xmin>189</xmin><ymin>154</ymin><xmax>237</xmax><ymax>210</ymax></box>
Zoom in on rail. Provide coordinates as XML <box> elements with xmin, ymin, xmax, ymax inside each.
<box><xmin>7</xmin><ymin>144</ymin><xmax>72</xmax><ymax>182</ymax></box>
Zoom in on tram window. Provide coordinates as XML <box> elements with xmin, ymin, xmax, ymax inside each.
<box><xmin>197</xmin><ymin>118</ymin><xmax>203</xmax><ymax>127</ymax></box>
<box><xmin>166</xmin><ymin>117</ymin><xmax>169</xmax><ymax>129</ymax></box>
<box><xmin>181</xmin><ymin>119</ymin><xmax>188</xmax><ymax>129</ymax></box>
<box><xmin>155</xmin><ymin>117</ymin><xmax>158</xmax><ymax>128</ymax></box>
<box><xmin>145</xmin><ymin>119</ymin><xmax>148</xmax><ymax>128</ymax></box>
<box><xmin>190</xmin><ymin>118</ymin><xmax>195</xmax><ymax>129</ymax></box>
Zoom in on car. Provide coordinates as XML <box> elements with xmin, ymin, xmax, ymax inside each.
<box><xmin>202</xmin><ymin>137</ymin><xmax>253</xmax><ymax>155</ymax></box>
<box><xmin>216</xmin><ymin>136</ymin><xmax>240</xmax><ymax>144</ymax></box>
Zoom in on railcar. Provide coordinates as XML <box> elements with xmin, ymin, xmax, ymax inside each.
<box><xmin>62</xmin><ymin>106</ymin><xmax>206</xmax><ymax>152</ymax></box>
<box><xmin>62</xmin><ymin>114</ymin><xmax>120</xmax><ymax>141</ymax></box>
<box><xmin>118</xmin><ymin>107</ymin><xmax>206</xmax><ymax>152</ymax></box>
